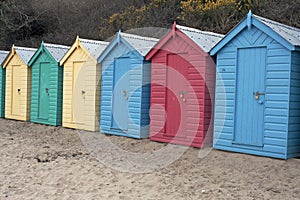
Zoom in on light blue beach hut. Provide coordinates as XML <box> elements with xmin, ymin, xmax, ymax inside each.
<box><xmin>211</xmin><ymin>12</ymin><xmax>300</xmax><ymax>159</ymax></box>
<box><xmin>98</xmin><ymin>32</ymin><xmax>158</xmax><ymax>138</ymax></box>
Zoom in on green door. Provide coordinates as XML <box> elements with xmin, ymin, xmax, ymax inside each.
<box><xmin>38</xmin><ymin>63</ymin><xmax>50</xmax><ymax>120</ymax></box>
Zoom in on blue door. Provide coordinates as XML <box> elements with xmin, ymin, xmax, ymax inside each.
<box><xmin>111</xmin><ymin>57</ymin><xmax>130</xmax><ymax>131</ymax></box>
<box><xmin>38</xmin><ymin>62</ymin><xmax>50</xmax><ymax>120</ymax></box>
<box><xmin>234</xmin><ymin>47</ymin><xmax>266</xmax><ymax>146</ymax></box>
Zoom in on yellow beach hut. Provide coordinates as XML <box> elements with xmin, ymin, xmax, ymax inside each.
<box><xmin>2</xmin><ymin>45</ymin><xmax>37</xmax><ymax>121</ymax></box>
<box><xmin>60</xmin><ymin>36</ymin><xmax>109</xmax><ymax>131</ymax></box>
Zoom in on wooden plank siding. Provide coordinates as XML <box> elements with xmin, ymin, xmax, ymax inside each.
<box><xmin>213</xmin><ymin>26</ymin><xmax>292</xmax><ymax>159</ymax></box>
<box><xmin>62</xmin><ymin>46</ymin><xmax>101</xmax><ymax>131</ymax></box>
<box><xmin>5</xmin><ymin>54</ymin><xmax>32</xmax><ymax>121</ymax></box>
<box><xmin>30</xmin><ymin>49</ymin><xmax>63</xmax><ymax>126</ymax></box>
<box><xmin>287</xmin><ymin>51</ymin><xmax>300</xmax><ymax>158</ymax></box>
<box><xmin>140</xmin><ymin>61</ymin><xmax>151</xmax><ymax>138</ymax></box>
<box><xmin>0</xmin><ymin>64</ymin><xmax>5</xmax><ymax>117</ymax></box>
<box><xmin>100</xmin><ymin>44</ymin><xmax>131</xmax><ymax>133</ymax></box>
<box><xmin>149</xmin><ymin>31</ymin><xmax>215</xmax><ymax>148</ymax></box>
<box><xmin>100</xmin><ymin>40</ymin><xmax>150</xmax><ymax>138</ymax></box>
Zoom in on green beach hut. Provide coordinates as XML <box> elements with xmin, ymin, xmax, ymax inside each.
<box><xmin>28</xmin><ymin>42</ymin><xmax>69</xmax><ymax>126</ymax></box>
<box><xmin>0</xmin><ymin>50</ymin><xmax>9</xmax><ymax>118</ymax></box>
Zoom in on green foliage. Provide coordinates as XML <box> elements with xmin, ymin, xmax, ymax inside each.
<box><xmin>0</xmin><ymin>0</ymin><xmax>300</xmax><ymax>49</ymax></box>
<box><xmin>180</xmin><ymin>0</ymin><xmax>266</xmax><ymax>33</ymax></box>
<box><xmin>99</xmin><ymin>0</ymin><xmax>181</xmax><ymax>40</ymax></box>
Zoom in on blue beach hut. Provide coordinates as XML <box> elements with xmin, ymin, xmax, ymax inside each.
<box><xmin>98</xmin><ymin>32</ymin><xmax>159</xmax><ymax>138</ymax></box>
<box><xmin>211</xmin><ymin>12</ymin><xmax>300</xmax><ymax>159</ymax></box>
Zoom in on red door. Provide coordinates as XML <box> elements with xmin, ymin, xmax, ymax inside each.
<box><xmin>164</xmin><ymin>54</ymin><xmax>189</xmax><ymax>138</ymax></box>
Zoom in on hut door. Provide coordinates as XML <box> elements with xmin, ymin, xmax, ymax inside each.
<box><xmin>164</xmin><ymin>54</ymin><xmax>188</xmax><ymax>137</ymax></box>
<box><xmin>234</xmin><ymin>47</ymin><xmax>266</xmax><ymax>147</ymax></box>
<box><xmin>11</xmin><ymin>65</ymin><xmax>21</xmax><ymax>116</ymax></box>
<box><xmin>72</xmin><ymin>62</ymin><xmax>85</xmax><ymax>124</ymax></box>
<box><xmin>38</xmin><ymin>63</ymin><xmax>50</xmax><ymax>119</ymax></box>
<box><xmin>111</xmin><ymin>57</ymin><xmax>130</xmax><ymax>131</ymax></box>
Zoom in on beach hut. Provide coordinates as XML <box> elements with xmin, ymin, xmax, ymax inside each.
<box><xmin>98</xmin><ymin>32</ymin><xmax>159</xmax><ymax>138</ymax></box>
<box><xmin>2</xmin><ymin>45</ymin><xmax>37</xmax><ymax>121</ymax></box>
<box><xmin>0</xmin><ymin>50</ymin><xmax>9</xmax><ymax>118</ymax></box>
<box><xmin>210</xmin><ymin>11</ymin><xmax>300</xmax><ymax>159</ymax></box>
<box><xmin>60</xmin><ymin>37</ymin><xmax>109</xmax><ymax>131</ymax></box>
<box><xmin>28</xmin><ymin>42</ymin><xmax>69</xmax><ymax>126</ymax></box>
<box><xmin>146</xmin><ymin>23</ymin><xmax>224</xmax><ymax>148</ymax></box>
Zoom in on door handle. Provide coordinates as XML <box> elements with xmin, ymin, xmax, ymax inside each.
<box><xmin>254</xmin><ymin>91</ymin><xmax>265</xmax><ymax>100</ymax></box>
<box><xmin>17</xmin><ymin>88</ymin><xmax>21</xmax><ymax>93</ymax></box>
<box><xmin>81</xmin><ymin>90</ymin><xmax>85</xmax><ymax>95</ymax></box>
<box><xmin>179</xmin><ymin>91</ymin><xmax>184</xmax><ymax>99</ymax></box>
<box><xmin>123</xmin><ymin>90</ymin><xmax>128</xmax><ymax>97</ymax></box>
<box><xmin>179</xmin><ymin>91</ymin><xmax>187</xmax><ymax>102</ymax></box>
<box><xmin>45</xmin><ymin>88</ymin><xmax>49</xmax><ymax>96</ymax></box>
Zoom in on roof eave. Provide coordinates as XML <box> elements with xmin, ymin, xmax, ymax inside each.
<box><xmin>60</xmin><ymin>42</ymin><xmax>77</xmax><ymax>65</ymax></box>
<box><xmin>210</xmin><ymin>20</ymin><xmax>247</xmax><ymax>56</ymax></box>
<box><xmin>60</xmin><ymin>37</ymin><xmax>95</xmax><ymax>65</ymax></box>
<box><xmin>0</xmin><ymin>52</ymin><xmax>9</xmax><ymax>67</ymax></box>
<box><xmin>211</xmin><ymin>14</ymin><xmax>296</xmax><ymax>56</ymax></box>
<box><xmin>98</xmin><ymin>34</ymin><xmax>144</xmax><ymax>63</ymax></box>
<box><xmin>294</xmin><ymin>46</ymin><xmax>300</xmax><ymax>51</ymax></box>
<box><xmin>2</xmin><ymin>46</ymin><xmax>16</xmax><ymax>68</ymax></box>
<box><xmin>119</xmin><ymin>36</ymin><xmax>144</xmax><ymax>59</ymax></box>
<box><xmin>176</xmin><ymin>28</ymin><xmax>209</xmax><ymax>56</ymax></box>
<box><xmin>252</xmin><ymin>17</ymin><xmax>295</xmax><ymax>51</ymax></box>
<box><xmin>146</xmin><ymin>26</ymin><xmax>209</xmax><ymax>60</ymax></box>
<box><xmin>97</xmin><ymin>38</ymin><xmax>118</xmax><ymax>63</ymax></box>
<box><xmin>28</xmin><ymin>43</ymin><xmax>45</xmax><ymax>66</ymax></box>
<box><xmin>145</xmin><ymin>29</ymin><xmax>173</xmax><ymax>60</ymax></box>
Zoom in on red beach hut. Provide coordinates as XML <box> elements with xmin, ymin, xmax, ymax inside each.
<box><xmin>146</xmin><ymin>22</ymin><xmax>224</xmax><ymax>148</ymax></box>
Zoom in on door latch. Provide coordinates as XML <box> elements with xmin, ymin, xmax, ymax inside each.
<box><xmin>123</xmin><ymin>90</ymin><xmax>128</xmax><ymax>97</ymax></box>
<box><xmin>179</xmin><ymin>91</ymin><xmax>184</xmax><ymax>99</ymax></box>
<box><xmin>253</xmin><ymin>91</ymin><xmax>265</xmax><ymax>100</ymax></box>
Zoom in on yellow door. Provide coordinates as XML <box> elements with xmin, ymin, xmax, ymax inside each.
<box><xmin>72</xmin><ymin>62</ymin><xmax>85</xmax><ymax>124</ymax></box>
<box><xmin>12</xmin><ymin>65</ymin><xmax>22</xmax><ymax>116</ymax></box>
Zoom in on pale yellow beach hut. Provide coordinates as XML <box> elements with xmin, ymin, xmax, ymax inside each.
<box><xmin>2</xmin><ymin>45</ymin><xmax>37</xmax><ymax>121</ymax></box>
<box><xmin>60</xmin><ymin>36</ymin><xmax>108</xmax><ymax>131</ymax></box>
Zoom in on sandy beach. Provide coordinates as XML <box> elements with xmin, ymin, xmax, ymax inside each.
<box><xmin>0</xmin><ymin>118</ymin><xmax>299</xmax><ymax>200</ymax></box>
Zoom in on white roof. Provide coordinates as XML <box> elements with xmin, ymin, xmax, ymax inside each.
<box><xmin>44</xmin><ymin>43</ymin><xmax>70</xmax><ymax>62</ymax></box>
<box><xmin>14</xmin><ymin>46</ymin><xmax>37</xmax><ymax>64</ymax></box>
<box><xmin>0</xmin><ymin>50</ymin><xmax>9</xmax><ymax>65</ymax></box>
<box><xmin>254</xmin><ymin>14</ymin><xmax>300</xmax><ymax>47</ymax></box>
<box><xmin>120</xmin><ymin>32</ymin><xmax>159</xmax><ymax>56</ymax></box>
<box><xmin>176</xmin><ymin>25</ymin><xmax>224</xmax><ymax>52</ymax></box>
<box><xmin>79</xmin><ymin>38</ymin><xmax>109</xmax><ymax>59</ymax></box>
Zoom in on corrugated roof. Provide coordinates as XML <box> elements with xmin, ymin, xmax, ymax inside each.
<box><xmin>253</xmin><ymin>14</ymin><xmax>300</xmax><ymax>47</ymax></box>
<box><xmin>176</xmin><ymin>25</ymin><xmax>224</xmax><ymax>52</ymax></box>
<box><xmin>120</xmin><ymin>32</ymin><xmax>159</xmax><ymax>56</ymax></box>
<box><xmin>14</xmin><ymin>46</ymin><xmax>37</xmax><ymax>64</ymax></box>
<box><xmin>0</xmin><ymin>50</ymin><xmax>9</xmax><ymax>65</ymax></box>
<box><xmin>44</xmin><ymin>43</ymin><xmax>70</xmax><ymax>62</ymax></box>
<box><xmin>79</xmin><ymin>38</ymin><xmax>109</xmax><ymax>59</ymax></box>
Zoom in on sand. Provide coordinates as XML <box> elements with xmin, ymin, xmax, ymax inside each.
<box><xmin>0</xmin><ymin>118</ymin><xmax>299</xmax><ymax>200</ymax></box>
